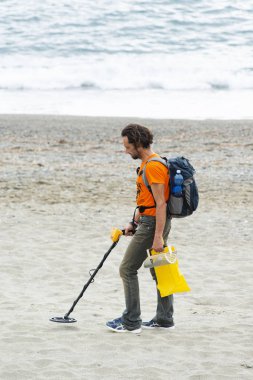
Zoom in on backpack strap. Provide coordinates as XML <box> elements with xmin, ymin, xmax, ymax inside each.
<box><xmin>141</xmin><ymin>157</ymin><xmax>168</xmax><ymax>191</ymax></box>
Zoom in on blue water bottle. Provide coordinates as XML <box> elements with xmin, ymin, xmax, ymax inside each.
<box><xmin>172</xmin><ymin>170</ymin><xmax>183</xmax><ymax>197</ymax></box>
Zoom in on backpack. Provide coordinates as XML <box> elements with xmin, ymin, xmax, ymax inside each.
<box><xmin>140</xmin><ymin>156</ymin><xmax>199</xmax><ymax>218</ymax></box>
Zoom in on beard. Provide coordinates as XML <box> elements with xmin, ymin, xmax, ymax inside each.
<box><xmin>130</xmin><ymin>149</ymin><xmax>141</xmax><ymax>160</ymax></box>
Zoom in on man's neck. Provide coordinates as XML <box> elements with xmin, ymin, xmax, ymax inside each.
<box><xmin>139</xmin><ymin>148</ymin><xmax>155</xmax><ymax>162</ymax></box>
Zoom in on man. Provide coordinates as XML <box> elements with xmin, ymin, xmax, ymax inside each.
<box><xmin>106</xmin><ymin>123</ymin><xmax>174</xmax><ymax>333</ymax></box>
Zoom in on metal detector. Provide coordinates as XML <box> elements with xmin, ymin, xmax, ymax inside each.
<box><xmin>50</xmin><ymin>228</ymin><xmax>125</xmax><ymax>324</ymax></box>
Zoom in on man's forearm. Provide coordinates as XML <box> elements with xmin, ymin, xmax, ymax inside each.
<box><xmin>154</xmin><ymin>202</ymin><xmax>166</xmax><ymax>240</ymax></box>
<box><xmin>134</xmin><ymin>209</ymin><xmax>140</xmax><ymax>223</ymax></box>
<box><xmin>150</xmin><ymin>183</ymin><xmax>167</xmax><ymax>251</ymax></box>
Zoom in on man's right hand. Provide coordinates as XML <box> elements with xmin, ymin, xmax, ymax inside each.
<box><xmin>124</xmin><ymin>223</ymin><xmax>135</xmax><ymax>236</ymax></box>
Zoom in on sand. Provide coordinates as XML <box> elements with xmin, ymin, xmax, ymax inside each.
<box><xmin>0</xmin><ymin>115</ymin><xmax>252</xmax><ymax>379</ymax></box>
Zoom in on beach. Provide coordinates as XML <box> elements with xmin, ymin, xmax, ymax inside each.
<box><xmin>0</xmin><ymin>115</ymin><xmax>252</xmax><ymax>379</ymax></box>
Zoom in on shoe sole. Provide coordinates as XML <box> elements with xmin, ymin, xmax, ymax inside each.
<box><xmin>106</xmin><ymin>325</ymin><xmax>142</xmax><ymax>334</ymax></box>
<box><xmin>142</xmin><ymin>325</ymin><xmax>175</xmax><ymax>330</ymax></box>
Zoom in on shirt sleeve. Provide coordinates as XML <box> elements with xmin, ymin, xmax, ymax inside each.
<box><xmin>145</xmin><ymin>161</ymin><xmax>168</xmax><ymax>185</ymax></box>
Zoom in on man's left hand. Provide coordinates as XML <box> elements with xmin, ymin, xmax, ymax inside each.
<box><xmin>152</xmin><ymin>236</ymin><xmax>164</xmax><ymax>252</ymax></box>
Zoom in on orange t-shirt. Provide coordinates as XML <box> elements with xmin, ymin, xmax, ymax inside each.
<box><xmin>136</xmin><ymin>154</ymin><xmax>170</xmax><ymax>216</ymax></box>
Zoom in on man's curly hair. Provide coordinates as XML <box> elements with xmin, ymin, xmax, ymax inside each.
<box><xmin>121</xmin><ymin>124</ymin><xmax>153</xmax><ymax>149</ymax></box>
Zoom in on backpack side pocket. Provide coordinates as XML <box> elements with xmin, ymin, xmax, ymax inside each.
<box><xmin>168</xmin><ymin>195</ymin><xmax>184</xmax><ymax>216</ymax></box>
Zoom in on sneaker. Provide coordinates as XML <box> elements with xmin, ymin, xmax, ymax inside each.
<box><xmin>142</xmin><ymin>319</ymin><xmax>175</xmax><ymax>330</ymax></box>
<box><xmin>106</xmin><ymin>316</ymin><xmax>122</xmax><ymax>325</ymax></box>
<box><xmin>106</xmin><ymin>318</ymin><xmax>142</xmax><ymax>334</ymax></box>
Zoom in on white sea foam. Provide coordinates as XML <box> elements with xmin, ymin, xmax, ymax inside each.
<box><xmin>1</xmin><ymin>51</ymin><xmax>252</xmax><ymax>92</ymax></box>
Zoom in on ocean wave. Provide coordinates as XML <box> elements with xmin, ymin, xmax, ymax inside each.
<box><xmin>209</xmin><ymin>82</ymin><xmax>230</xmax><ymax>91</ymax></box>
<box><xmin>0</xmin><ymin>51</ymin><xmax>253</xmax><ymax>93</ymax></box>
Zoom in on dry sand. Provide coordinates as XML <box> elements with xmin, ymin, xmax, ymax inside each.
<box><xmin>0</xmin><ymin>115</ymin><xmax>252</xmax><ymax>379</ymax></box>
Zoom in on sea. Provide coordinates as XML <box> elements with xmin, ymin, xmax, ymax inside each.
<box><xmin>0</xmin><ymin>0</ymin><xmax>253</xmax><ymax>119</ymax></box>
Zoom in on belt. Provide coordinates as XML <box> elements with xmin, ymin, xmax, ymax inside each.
<box><xmin>139</xmin><ymin>215</ymin><xmax>156</xmax><ymax>222</ymax></box>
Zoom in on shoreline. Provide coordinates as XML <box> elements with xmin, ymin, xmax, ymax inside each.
<box><xmin>1</xmin><ymin>86</ymin><xmax>253</xmax><ymax>120</ymax></box>
<box><xmin>1</xmin><ymin>113</ymin><xmax>253</xmax><ymax>121</ymax></box>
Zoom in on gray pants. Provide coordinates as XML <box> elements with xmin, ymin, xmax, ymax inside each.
<box><xmin>119</xmin><ymin>216</ymin><xmax>174</xmax><ymax>331</ymax></box>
